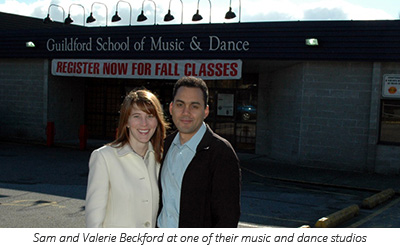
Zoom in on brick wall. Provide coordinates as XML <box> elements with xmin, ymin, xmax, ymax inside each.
<box><xmin>0</xmin><ymin>58</ymin><xmax>85</xmax><ymax>144</ymax></box>
<box><xmin>0</xmin><ymin>59</ymin><xmax>47</xmax><ymax>141</ymax></box>
<box><xmin>256</xmin><ymin>62</ymin><xmax>303</xmax><ymax>163</ymax></box>
<box><xmin>299</xmin><ymin>62</ymin><xmax>373</xmax><ymax>171</ymax></box>
<box><xmin>257</xmin><ymin>61</ymin><xmax>377</xmax><ymax>172</ymax></box>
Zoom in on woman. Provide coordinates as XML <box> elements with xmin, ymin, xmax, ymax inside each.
<box><xmin>85</xmin><ymin>89</ymin><xmax>168</xmax><ymax>228</ymax></box>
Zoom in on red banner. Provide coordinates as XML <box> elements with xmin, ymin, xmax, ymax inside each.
<box><xmin>51</xmin><ymin>59</ymin><xmax>242</xmax><ymax>80</ymax></box>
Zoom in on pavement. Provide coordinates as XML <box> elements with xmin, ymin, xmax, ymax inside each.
<box><xmin>238</xmin><ymin>151</ymin><xmax>399</xmax><ymax>228</ymax></box>
<box><xmin>0</xmin><ymin>140</ymin><xmax>399</xmax><ymax>228</ymax></box>
<box><xmin>0</xmin><ymin>141</ymin><xmax>400</xmax><ymax>194</ymax></box>
<box><xmin>1</xmin><ymin>140</ymin><xmax>399</xmax><ymax>193</ymax></box>
<box><xmin>238</xmin><ymin>153</ymin><xmax>400</xmax><ymax>194</ymax></box>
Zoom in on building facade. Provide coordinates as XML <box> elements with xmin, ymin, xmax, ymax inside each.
<box><xmin>1</xmin><ymin>12</ymin><xmax>400</xmax><ymax>174</ymax></box>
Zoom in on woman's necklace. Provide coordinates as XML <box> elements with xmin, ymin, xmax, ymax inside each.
<box><xmin>130</xmin><ymin>144</ymin><xmax>147</xmax><ymax>159</ymax></box>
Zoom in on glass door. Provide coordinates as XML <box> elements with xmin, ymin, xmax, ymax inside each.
<box><xmin>206</xmin><ymin>78</ymin><xmax>258</xmax><ymax>153</ymax></box>
<box><xmin>235</xmin><ymin>86</ymin><xmax>257</xmax><ymax>152</ymax></box>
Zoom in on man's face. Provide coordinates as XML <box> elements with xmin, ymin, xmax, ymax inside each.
<box><xmin>169</xmin><ymin>86</ymin><xmax>209</xmax><ymax>143</ymax></box>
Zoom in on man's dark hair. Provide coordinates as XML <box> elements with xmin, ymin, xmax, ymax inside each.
<box><xmin>172</xmin><ymin>76</ymin><xmax>209</xmax><ymax>108</ymax></box>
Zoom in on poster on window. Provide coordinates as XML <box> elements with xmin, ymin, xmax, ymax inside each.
<box><xmin>217</xmin><ymin>93</ymin><xmax>234</xmax><ymax>116</ymax></box>
<box><xmin>383</xmin><ymin>74</ymin><xmax>400</xmax><ymax>98</ymax></box>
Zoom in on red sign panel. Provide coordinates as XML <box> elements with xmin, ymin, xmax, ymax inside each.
<box><xmin>51</xmin><ymin>59</ymin><xmax>242</xmax><ymax>80</ymax></box>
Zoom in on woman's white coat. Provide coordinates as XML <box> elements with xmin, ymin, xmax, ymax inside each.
<box><xmin>85</xmin><ymin>142</ymin><xmax>160</xmax><ymax>228</ymax></box>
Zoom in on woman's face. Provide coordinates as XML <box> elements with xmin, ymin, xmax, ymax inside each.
<box><xmin>126</xmin><ymin>105</ymin><xmax>158</xmax><ymax>146</ymax></box>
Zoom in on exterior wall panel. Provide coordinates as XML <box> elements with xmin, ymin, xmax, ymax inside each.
<box><xmin>256</xmin><ymin>62</ymin><xmax>303</xmax><ymax>163</ymax></box>
<box><xmin>0</xmin><ymin>59</ymin><xmax>47</xmax><ymax>141</ymax></box>
<box><xmin>2</xmin><ymin>20</ymin><xmax>400</xmax><ymax>61</ymax></box>
<box><xmin>47</xmin><ymin>74</ymin><xmax>85</xmax><ymax>142</ymax></box>
<box><xmin>299</xmin><ymin>62</ymin><xmax>372</xmax><ymax>171</ymax></box>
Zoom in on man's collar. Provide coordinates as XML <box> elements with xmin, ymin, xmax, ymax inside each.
<box><xmin>172</xmin><ymin>122</ymin><xmax>207</xmax><ymax>152</ymax></box>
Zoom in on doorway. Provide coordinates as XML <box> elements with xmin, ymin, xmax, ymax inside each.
<box><xmin>84</xmin><ymin>75</ymin><xmax>258</xmax><ymax>153</ymax></box>
<box><xmin>206</xmin><ymin>74</ymin><xmax>258</xmax><ymax>153</ymax></box>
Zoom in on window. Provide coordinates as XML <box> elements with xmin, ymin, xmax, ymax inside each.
<box><xmin>380</xmin><ymin>100</ymin><xmax>400</xmax><ymax>144</ymax></box>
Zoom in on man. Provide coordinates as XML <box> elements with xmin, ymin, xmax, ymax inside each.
<box><xmin>157</xmin><ymin>76</ymin><xmax>241</xmax><ymax>228</ymax></box>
